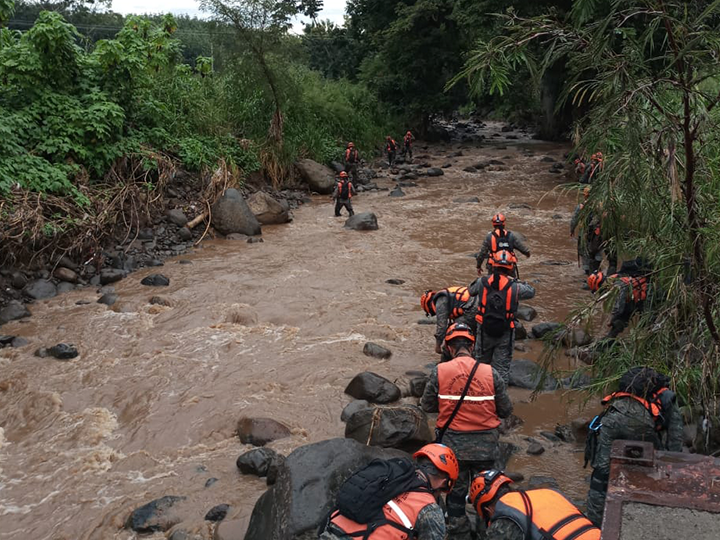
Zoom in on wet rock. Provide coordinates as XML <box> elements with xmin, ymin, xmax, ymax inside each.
<box><xmin>514</xmin><ymin>343</ymin><xmax>527</xmax><ymax>352</ymax></box>
<box><xmin>45</xmin><ymin>343</ymin><xmax>79</xmax><ymax>360</ymax></box>
<box><xmin>552</xmin><ymin>214</ymin><xmax>563</xmax><ymax>219</ymax></box>
<box><xmin>236</xmin><ymin>448</ymin><xmax>282</xmax><ymax>477</ymax></box>
<box><xmin>166</xmin><ymin>209</ymin><xmax>189</xmax><ymax>227</ymax></box>
<box><xmin>54</xmin><ymin>267</ymin><xmax>78</xmax><ymax>283</ymax></box>
<box><xmin>141</xmin><ymin>274</ymin><xmax>170</xmax><ymax>287</ymax></box>
<box><xmin>345</xmin><ymin>372</ymin><xmax>401</xmax><ymax>404</ymax></box>
<box><xmin>528</xmin><ymin>476</ymin><xmax>559</xmax><ymax>490</ymax></box>
<box><xmin>205</xmin><ymin>477</ymin><xmax>219</xmax><ymax>488</ymax></box>
<box><xmin>212</xmin><ymin>189</ymin><xmax>262</xmax><ymax>236</ymax></box>
<box><xmin>531</xmin><ymin>322</ymin><xmax>561</xmax><ymax>339</ymax></box>
<box><xmin>386</xmin><ymin>279</ymin><xmax>405</xmax><ymax>285</ymax></box>
<box><xmin>463</xmin><ymin>166</ymin><xmax>477</xmax><ymax>173</ymax></box>
<box><xmin>10</xmin><ymin>272</ymin><xmax>28</xmax><ymax>289</ymax></box>
<box><xmin>169</xmin><ymin>531</ymin><xmax>204</xmax><ymax>540</ymax></box>
<box><xmin>98</xmin><ymin>293</ymin><xmax>118</xmax><ymax>306</ymax></box>
<box><xmin>237</xmin><ymin>417</ymin><xmax>291</xmax><ymax>446</ymax></box>
<box><xmin>57</xmin><ymin>255</ymin><xmax>78</xmax><ymax>270</ymax></box>
<box><xmin>247</xmin><ymin>192</ymin><xmax>290</xmax><ymax>225</ymax></box>
<box><xmin>0</xmin><ymin>301</ymin><xmax>31</xmax><ymax>324</ymax></box>
<box><xmin>341</xmin><ymin>400</ymin><xmax>372</xmax><ymax>422</ymax></box>
<box><xmin>126</xmin><ymin>495</ymin><xmax>187</xmax><ymax>533</ymax></box>
<box><xmin>56</xmin><ymin>282</ymin><xmax>75</xmax><ymax>294</ymax></box>
<box><xmin>516</xmin><ymin>305</ymin><xmax>537</xmax><ymax>322</ymax></box>
<box><xmin>23</xmin><ymin>279</ymin><xmax>57</xmax><ymax>300</ymax></box>
<box><xmin>150</xmin><ymin>296</ymin><xmax>173</xmax><ymax>307</ymax></box>
<box><xmin>541</xmin><ymin>156</ymin><xmax>556</xmax><ymax>162</ymax></box>
<box><xmin>205</xmin><ymin>504</ymin><xmax>229</xmax><ymax>522</ymax></box>
<box><xmin>0</xmin><ymin>335</ymin><xmax>14</xmax><ymax>347</ymax></box>
<box><xmin>295</xmin><ymin>159</ymin><xmax>336</xmax><ymax>194</ymax></box>
<box><xmin>453</xmin><ymin>196</ymin><xmax>480</xmax><ymax>203</ymax></box>
<box><xmin>562</xmin><ymin>371</ymin><xmax>595</xmax><ymax>389</ymax></box>
<box><xmin>11</xmin><ymin>337</ymin><xmax>29</xmax><ymax>348</ymax></box>
<box><xmin>244</xmin><ymin>438</ymin><xmax>404</xmax><ymax>540</ymax></box>
<box><xmin>344</xmin><ymin>212</ymin><xmax>378</xmax><ymax>231</ymax></box>
<box><xmin>514</xmin><ymin>321</ymin><xmax>528</xmax><ymax>340</ymax></box>
<box><xmin>441</xmin><ymin>163</ymin><xmax>452</xmax><ymax>168</ymax></box>
<box><xmin>398</xmin><ymin>181</ymin><xmax>417</xmax><ymax>188</ymax></box>
<box><xmin>555</xmin><ymin>424</ymin><xmax>576</xmax><ymax>443</ymax></box>
<box><xmin>426</xmin><ymin>168</ymin><xmax>444</xmax><ymax>177</ymax></box>
<box><xmin>527</xmin><ymin>442</ymin><xmax>545</xmax><ymax>455</ymax></box>
<box><xmin>509</xmin><ymin>203</ymin><xmax>533</xmax><ymax>210</ymax></box>
<box><xmin>562</xmin><ymin>328</ymin><xmax>592</xmax><ymax>347</ymax></box>
<box><xmin>409</xmin><ymin>376</ymin><xmax>428</xmax><ymax>397</ymax></box>
<box><xmin>100</xmin><ymin>269</ymin><xmax>125</xmax><ymax>285</ymax></box>
<box><xmin>247</xmin><ymin>237</ymin><xmax>263</xmax><ymax>244</ymax></box>
<box><xmin>138</xmin><ymin>228</ymin><xmax>154</xmax><ymax>240</ymax></box>
<box><xmin>178</xmin><ymin>227</ymin><xmax>193</xmax><ymax>242</ymax></box>
<box><xmin>329</xmin><ymin>161</ymin><xmax>344</xmax><ymax>173</ymax></box>
<box><xmin>540</xmin><ymin>431</ymin><xmax>560</xmax><ymax>443</ymax></box>
<box><xmin>345</xmin><ymin>406</ymin><xmax>432</xmax><ymax>449</ymax></box>
<box><xmin>541</xmin><ymin>260</ymin><xmax>572</xmax><ymax>266</ymax></box>
<box><xmin>509</xmin><ymin>359</ymin><xmax>558</xmax><ymax>391</ymax></box>
<box><xmin>363</xmin><ymin>342</ymin><xmax>392</xmax><ymax>359</ymax></box>
<box><xmin>389</xmin><ymin>186</ymin><xmax>406</xmax><ymax>197</ymax></box>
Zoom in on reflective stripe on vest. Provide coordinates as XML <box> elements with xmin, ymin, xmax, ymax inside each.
<box><xmin>437</xmin><ymin>355</ymin><xmax>500</xmax><ymax>431</ymax></box>
<box><xmin>492</xmin><ymin>489</ymin><xmax>600</xmax><ymax>540</ymax></box>
<box><xmin>475</xmin><ymin>275</ymin><xmax>517</xmax><ymax>329</ymax></box>
<box><xmin>330</xmin><ymin>490</ymin><xmax>436</xmax><ymax>540</ymax></box>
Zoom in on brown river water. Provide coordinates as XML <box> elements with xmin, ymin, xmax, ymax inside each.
<box><xmin>0</xmin><ymin>124</ymin><xmax>597</xmax><ymax>539</ymax></box>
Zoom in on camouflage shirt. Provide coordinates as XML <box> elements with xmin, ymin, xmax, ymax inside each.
<box><xmin>319</xmin><ymin>503</ymin><xmax>446</xmax><ymax>540</ymax></box>
<box><xmin>434</xmin><ymin>293</ymin><xmax>479</xmax><ymax>345</ymax></box>
<box><xmin>486</xmin><ymin>518</ymin><xmax>525</xmax><ymax>540</ymax></box>
<box><xmin>420</xmin><ymin>362</ymin><xmax>513</xmax><ymax>462</ymax></box>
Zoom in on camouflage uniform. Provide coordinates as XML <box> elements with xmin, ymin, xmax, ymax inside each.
<box><xmin>586</xmin><ymin>396</ymin><xmax>683</xmax><ymax>526</ymax></box>
<box><xmin>434</xmin><ymin>293</ymin><xmax>479</xmax><ymax>355</ymax></box>
<box><xmin>332</xmin><ymin>181</ymin><xmax>357</xmax><ymax>217</ymax></box>
<box><xmin>320</xmin><ymin>503</ymin><xmax>446</xmax><ymax>540</ymax></box>
<box><xmin>468</xmin><ymin>278</ymin><xmax>536</xmax><ymax>383</ymax></box>
<box><xmin>606</xmin><ymin>279</ymin><xmax>651</xmax><ymax>338</ymax></box>
<box><xmin>486</xmin><ymin>517</ymin><xmax>525</xmax><ymax>540</ymax></box>
<box><xmin>343</xmin><ymin>148</ymin><xmax>360</xmax><ymax>183</ymax></box>
<box><xmin>476</xmin><ymin>230</ymin><xmax>531</xmax><ymax>273</ymax></box>
<box><xmin>420</xmin><ymin>363</ymin><xmax>513</xmax><ymax>540</ymax></box>
<box><xmin>570</xmin><ymin>205</ymin><xmax>602</xmax><ymax>275</ymax></box>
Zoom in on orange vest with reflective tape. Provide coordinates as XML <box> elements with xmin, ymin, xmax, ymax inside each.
<box><xmin>492</xmin><ymin>489</ymin><xmax>600</xmax><ymax>540</ymax></box>
<box><xmin>475</xmin><ymin>274</ymin><xmax>518</xmax><ymax>329</ymax></box>
<box><xmin>330</xmin><ymin>490</ymin><xmax>436</xmax><ymax>540</ymax></box>
<box><xmin>437</xmin><ymin>355</ymin><xmax>500</xmax><ymax>431</ymax></box>
<box><xmin>436</xmin><ymin>286</ymin><xmax>471</xmax><ymax>319</ymax></box>
<box><xmin>617</xmin><ymin>276</ymin><xmax>648</xmax><ymax>303</ymax></box>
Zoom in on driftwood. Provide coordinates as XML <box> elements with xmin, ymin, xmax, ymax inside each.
<box><xmin>187</xmin><ymin>213</ymin><xmax>207</xmax><ymax>229</ymax></box>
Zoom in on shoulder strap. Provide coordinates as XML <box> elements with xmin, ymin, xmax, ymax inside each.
<box><xmin>436</xmin><ymin>359</ymin><xmax>482</xmax><ymax>443</ymax></box>
<box><xmin>518</xmin><ymin>490</ymin><xmax>533</xmax><ymax>540</ymax></box>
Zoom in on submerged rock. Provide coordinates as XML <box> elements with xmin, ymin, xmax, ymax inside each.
<box><xmin>237</xmin><ymin>417</ymin><xmax>291</xmax><ymax>446</ymax></box>
<box><xmin>126</xmin><ymin>495</ymin><xmax>187</xmax><ymax>533</ymax></box>
<box><xmin>509</xmin><ymin>359</ymin><xmax>558</xmax><ymax>391</ymax></box>
<box><xmin>23</xmin><ymin>279</ymin><xmax>57</xmax><ymax>300</ymax></box>
<box><xmin>141</xmin><ymin>274</ymin><xmax>170</xmax><ymax>287</ymax></box>
<box><xmin>344</xmin><ymin>212</ymin><xmax>378</xmax><ymax>231</ymax></box>
<box><xmin>363</xmin><ymin>342</ymin><xmax>392</xmax><ymax>359</ymax></box>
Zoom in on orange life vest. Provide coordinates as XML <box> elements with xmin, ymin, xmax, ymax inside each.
<box><xmin>345</xmin><ymin>148</ymin><xmax>359</xmax><ymax>163</ymax></box>
<box><xmin>387</xmin><ymin>139</ymin><xmax>398</xmax><ymax>152</ymax></box>
<box><xmin>601</xmin><ymin>389</ymin><xmax>669</xmax><ymax>431</ymax></box>
<box><xmin>437</xmin><ymin>356</ymin><xmax>500</xmax><ymax>431</ymax></box>
<box><xmin>488</xmin><ymin>229</ymin><xmax>513</xmax><ymax>261</ymax></box>
<box><xmin>617</xmin><ymin>276</ymin><xmax>648</xmax><ymax>303</ymax></box>
<box><xmin>475</xmin><ymin>274</ymin><xmax>518</xmax><ymax>330</ymax></box>
<box><xmin>330</xmin><ymin>490</ymin><xmax>436</xmax><ymax>540</ymax></box>
<box><xmin>338</xmin><ymin>179</ymin><xmax>353</xmax><ymax>199</ymax></box>
<box><xmin>404</xmin><ymin>134</ymin><xmax>413</xmax><ymax>145</ymax></box>
<box><xmin>492</xmin><ymin>489</ymin><xmax>600</xmax><ymax>540</ymax></box>
<box><xmin>435</xmin><ymin>286</ymin><xmax>471</xmax><ymax>319</ymax></box>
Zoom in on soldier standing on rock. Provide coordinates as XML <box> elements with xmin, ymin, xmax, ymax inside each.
<box><xmin>386</xmin><ymin>136</ymin><xmax>398</xmax><ymax>167</ymax></box>
<box><xmin>343</xmin><ymin>142</ymin><xmax>360</xmax><ymax>183</ymax></box>
<box><xmin>332</xmin><ymin>171</ymin><xmax>356</xmax><ymax>217</ymax></box>
<box><xmin>421</xmin><ymin>323</ymin><xmax>513</xmax><ymax>540</ymax></box>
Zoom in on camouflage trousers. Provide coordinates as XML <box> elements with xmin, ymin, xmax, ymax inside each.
<box><xmin>447</xmin><ymin>460</ymin><xmax>495</xmax><ymax>540</ymax></box>
<box><xmin>474</xmin><ymin>330</ymin><xmax>514</xmax><ymax>384</ymax></box>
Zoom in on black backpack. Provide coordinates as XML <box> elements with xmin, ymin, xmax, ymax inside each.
<box><xmin>339</xmin><ymin>180</ymin><xmax>350</xmax><ymax>199</ymax></box>
<box><xmin>330</xmin><ymin>458</ymin><xmax>428</xmax><ymax>539</ymax></box>
<box><xmin>492</xmin><ymin>229</ymin><xmax>512</xmax><ymax>253</ymax></box>
<box><xmin>480</xmin><ymin>275</ymin><xmax>516</xmax><ymax>338</ymax></box>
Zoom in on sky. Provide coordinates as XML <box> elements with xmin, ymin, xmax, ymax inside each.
<box><xmin>111</xmin><ymin>0</ymin><xmax>348</xmax><ymax>30</ymax></box>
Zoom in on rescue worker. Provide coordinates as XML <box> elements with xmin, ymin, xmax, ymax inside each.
<box><xmin>343</xmin><ymin>142</ymin><xmax>360</xmax><ymax>183</ymax></box>
<box><xmin>570</xmin><ymin>187</ymin><xmax>603</xmax><ymax>276</ymax></box>
<box><xmin>332</xmin><ymin>171</ymin><xmax>356</xmax><ymax>217</ymax></box>
<box><xmin>386</xmin><ymin>136</ymin><xmax>398</xmax><ymax>167</ymax></box>
<box><xmin>587</xmin><ymin>269</ymin><xmax>651</xmax><ymax>338</ymax></box>
<box><xmin>476</xmin><ymin>214</ymin><xmax>531</xmax><ymax>274</ymax></box>
<box><xmin>420</xmin><ymin>286</ymin><xmax>478</xmax><ymax>359</ymax></box>
<box><xmin>580</xmin><ymin>152</ymin><xmax>603</xmax><ymax>184</ymax></box>
<box><xmin>584</xmin><ymin>367</ymin><xmax>682</xmax><ymax>526</ymax></box>
<box><xmin>574</xmin><ymin>157</ymin><xmax>587</xmax><ymax>179</ymax></box>
<box><xmin>469</xmin><ymin>470</ymin><xmax>600</xmax><ymax>540</ymax></box>
<box><xmin>320</xmin><ymin>443</ymin><xmax>459</xmax><ymax>540</ymax></box>
<box><xmin>420</xmin><ymin>324</ymin><xmax>513</xmax><ymax>540</ymax></box>
<box><xmin>470</xmin><ymin>250</ymin><xmax>536</xmax><ymax>383</ymax></box>
<box><xmin>403</xmin><ymin>131</ymin><xmax>414</xmax><ymax>161</ymax></box>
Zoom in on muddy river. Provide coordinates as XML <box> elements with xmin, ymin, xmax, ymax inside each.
<box><xmin>0</xmin><ymin>124</ymin><xmax>596</xmax><ymax>539</ymax></box>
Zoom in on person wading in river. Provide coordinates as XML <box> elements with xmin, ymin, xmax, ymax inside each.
<box><xmin>476</xmin><ymin>214</ymin><xmax>531</xmax><ymax>275</ymax></box>
<box><xmin>470</xmin><ymin>470</ymin><xmax>600</xmax><ymax>540</ymax></box>
<box><xmin>470</xmin><ymin>250</ymin><xmax>536</xmax><ymax>383</ymax></box>
<box><xmin>332</xmin><ymin>171</ymin><xmax>356</xmax><ymax>217</ymax></box>
<box><xmin>343</xmin><ymin>142</ymin><xmax>360</xmax><ymax>183</ymax></box>
<box><xmin>320</xmin><ymin>444</ymin><xmax>459</xmax><ymax>540</ymax></box>
<box><xmin>386</xmin><ymin>136</ymin><xmax>399</xmax><ymax>167</ymax></box>
<box><xmin>403</xmin><ymin>131</ymin><xmax>414</xmax><ymax>161</ymax></box>
<box><xmin>584</xmin><ymin>366</ymin><xmax>682</xmax><ymax>527</ymax></box>
<box><xmin>420</xmin><ymin>323</ymin><xmax>512</xmax><ymax>540</ymax></box>
<box><xmin>421</xmin><ymin>286</ymin><xmax>478</xmax><ymax>361</ymax></box>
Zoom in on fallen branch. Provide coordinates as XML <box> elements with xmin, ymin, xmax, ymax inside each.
<box><xmin>187</xmin><ymin>213</ymin><xmax>207</xmax><ymax>229</ymax></box>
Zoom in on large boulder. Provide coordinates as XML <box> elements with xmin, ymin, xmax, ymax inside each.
<box><xmin>345</xmin><ymin>372</ymin><xmax>401</xmax><ymax>404</ymax></box>
<box><xmin>247</xmin><ymin>192</ymin><xmax>291</xmax><ymax>225</ymax></box>
<box><xmin>237</xmin><ymin>417</ymin><xmax>291</xmax><ymax>446</ymax></box>
<box><xmin>341</xmin><ymin>400</ymin><xmax>373</xmax><ymax>422</ymax></box>
<box><xmin>344</xmin><ymin>406</ymin><xmax>433</xmax><ymax>450</ymax></box>
<box><xmin>509</xmin><ymin>359</ymin><xmax>558</xmax><ymax>391</ymax></box>
<box><xmin>23</xmin><ymin>279</ymin><xmax>57</xmax><ymax>300</ymax></box>
<box><xmin>212</xmin><ymin>189</ymin><xmax>262</xmax><ymax>236</ymax></box>
<box><xmin>295</xmin><ymin>159</ymin><xmax>336</xmax><ymax>194</ymax></box>
<box><xmin>243</xmin><ymin>438</ymin><xmax>404</xmax><ymax>540</ymax></box>
<box><xmin>344</xmin><ymin>213</ymin><xmax>378</xmax><ymax>231</ymax></box>
<box><xmin>531</xmin><ymin>322</ymin><xmax>562</xmax><ymax>339</ymax></box>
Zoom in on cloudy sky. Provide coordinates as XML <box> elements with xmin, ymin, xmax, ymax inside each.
<box><xmin>111</xmin><ymin>0</ymin><xmax>347</xmax><ymax>28</ymax></box>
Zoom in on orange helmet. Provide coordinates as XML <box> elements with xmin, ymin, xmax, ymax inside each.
<box><xmin>339</xmin><ymin>171</ymin><xmax>348</xmax><ymax>179</ymax></box>
<box><xmin>406</xmin><ymin>131</ymin><xmax>412</xmax><ymax>136</ymax></box>
<box><xmin>445</xmin><ymin>322</ymin><xmax>476</xmax><ymax>345</ymax></box>
<box><xmin>469</xmin><ymin>470</ymin><xmax>514</xmax><ymax>516</ymax></box>
<box><xmin>421</xmin><ymin>290</ymin><xmax>437</xmax><ymax>316</ymax></box>
<box><xmin>591</xmin><ymin>153</ymin><xmax>598</xmax><ymax>161</ymax></box>
<box><xmin>587</xmin><ymin>271</ymin><xmax>605</xmax><ymax>292</ymax></box>
<box><xmin>491</xmin><ymin>250</ymin><xmax>517</xmax><ymax>270</ymax></box>
<box><xmin>491</xmin><ymin>213</ymin><xmax>506</xmax><ymax>227</ymax></box>
<box><xmin>595</xmin><ymin>151</ymin><xmax>603</xmax><ymax>161</ymax></box>
<box><xmin>583</xmin><ymin>186</ymin><xmax>591</xmax><ymax>198</ymax></box>
<box><xmin>413</xmin><ymin>443</ymin><xmax>459</xmax><ymax>492</ymax></box>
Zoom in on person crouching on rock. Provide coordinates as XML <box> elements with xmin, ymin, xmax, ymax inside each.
<box><xmin>421</xmin><ymin>286</ymin><xmax>478</xmax><ymax>361</ymax></box>
<box><xmin>319</xmin><ymin>444</ymin><xmax>459</xmax><ymax>540</ymax></box>
<box><xmin>332</xmin><ymin>171</ymin><xmax>356</xmax><ymax>217</ymax></box>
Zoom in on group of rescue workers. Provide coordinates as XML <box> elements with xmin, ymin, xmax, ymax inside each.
<box><xmin>320</xmin><ymin>147</ymin><xmax>682</xmax><ymax>540</ymax></box>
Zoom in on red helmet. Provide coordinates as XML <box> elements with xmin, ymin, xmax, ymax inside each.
<box><xmin>491</xmin><ymin>250</ymin><xmax>517</xmax><ymax>270</ymax></box>
<box><xmin>583</xmin><ymin>186</ymin><xmax>591</xmax><ymax>199</ymax></box>
<box><xmin>348</xmin><ymin>142</ymin><xmax>355</xmax><ymax>148</ymax></box>
<box><xmin>420</xmin><ymin>290</ymin><xmax>436</xmax><ymax>316</ymax></box>
<box><xmin>491</xmin><ymin>213</ymin><xmax>506</xmax><ymax>227</ymax></box>
<box><xmin>469</xmin><ymin>470</ymin><xmax>514</xmax><ymax>516</ymax></box>
<box><xmin>595</xmin><ymin>151</ymin><xmax>603</xmax><ymax>161</ymax></box>
<box><xmin>339</xmin><ymin>171</ymin><xmax>349</xmax><ymax>179</ymax></box>
<box><xmin>413</xmin><ymin>443</ymin><xmax>459</xmax><ymax>492</ymax></box>
<box><xmin>406</xmin><ymin>131</ymin><xmax>412</xmax><ymax>136</ymax></box>
<box><xmin>587</xmin><ymin>271</ymin><xmax>605</xmax><ymax>292</ymax></box>
<box><xmin>445</xmin><ymin>322</ymin><xmax>475</xmax><ymax>345</ymax></box>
